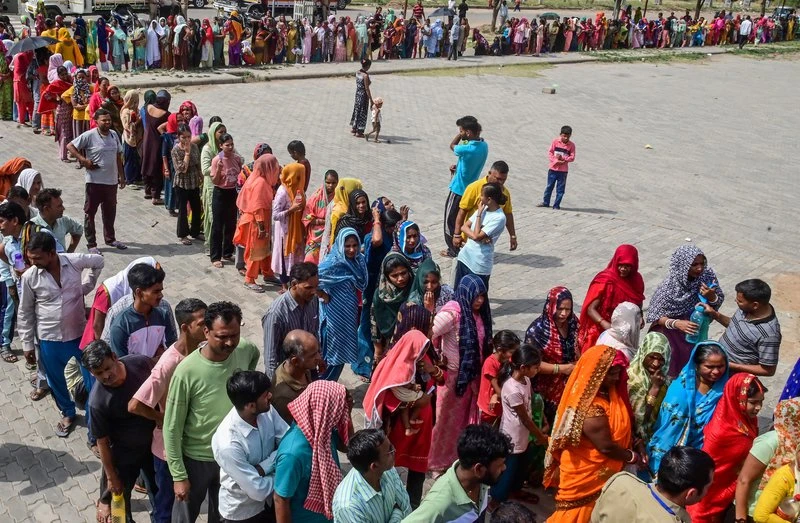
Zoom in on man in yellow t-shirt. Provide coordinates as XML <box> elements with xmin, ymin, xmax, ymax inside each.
<box><xmin>452</xmin><ymin>160</ymin><xmax>518</xmax><ymax>252</ymax></box>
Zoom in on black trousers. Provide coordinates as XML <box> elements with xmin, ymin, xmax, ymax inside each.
<box><xmin>443</xmin><ymin>191</ymin><xmax>462</xmax><ymax>257</ymax></box>
<box><xmin>99</xmin><ymin>449</ymin><xmax>158</xmax><ymax>523</ymax></box>
<box><xmin>175</xmin><ymin>186</ymin><xmax>202</xmax><ymax>239</ymax></box>
<box><xmin>172</xmin><ymin>456</ymin><xmax>221</xmax><ymax>523</ymax></box>
<box><xmin>210</xmin><ymin>186</ymin><xmax>237</xmax><ymax>262</ymax></box>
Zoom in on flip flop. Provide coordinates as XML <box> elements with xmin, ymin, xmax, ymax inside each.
<box><xmin>0</xmin><ymin>348</ymin><xmax>18</xmax><ymax>363</ymax></box>
<box><xmin>55</xmin><ymin>418</ymin><xmax>75</xmax><ymax>437</ymax></box>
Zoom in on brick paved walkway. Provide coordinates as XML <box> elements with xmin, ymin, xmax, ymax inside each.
<box><xmin>0</xmin><ymin>54</ymin><xmax>797</xmax><ymax>521</ymax></box>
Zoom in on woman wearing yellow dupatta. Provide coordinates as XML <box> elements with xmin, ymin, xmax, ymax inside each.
<box><xmin>271</xmin><ymin>162</ymin><xmax>306</xmax><ymax>291</ymax></box>
<box><xmin>55</xmin><ymin>28</ymin><xmax>84</xmax><ymax>67</ymax></box>
<box><xmin>320</xmin><ymin>177</ymin><xmax>362</xmax><ymax>260</ymax></box>
<box><xmin>234</xmin><ymin>154</ymin><xmax>280</xmax><ymax>292</ymax></box>
<box><xmin>545</xmin><ymin>344</ymin><xmax>636</xmax><ymax>523</ymax></box>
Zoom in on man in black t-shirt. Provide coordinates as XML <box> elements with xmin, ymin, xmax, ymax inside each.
<box><xmin>83</xmin><ymin>340</ymin><xmax>157</xmax><ymax>521</ymax></box>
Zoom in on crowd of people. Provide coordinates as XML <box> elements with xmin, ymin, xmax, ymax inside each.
<box><xmin>0</xmin><ymin>14</ymin><xmax>796</xmax><ymax>522</ymax></box>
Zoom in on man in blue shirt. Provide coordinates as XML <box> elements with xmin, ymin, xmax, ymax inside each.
<box><xmin>443</xmin><ymin>116</ymin><xmax>488</xmax><ymax>258</ymax></box>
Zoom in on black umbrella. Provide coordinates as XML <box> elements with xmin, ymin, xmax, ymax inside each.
<box><xmin>429</xmin><ymin>7</ymin><xmax>456</xmax><ymax>18</ymax></box>
<box><xmin>6</xmin><ymin>36</ymin><xmax>58</xmax><ymax>56</ymax></box>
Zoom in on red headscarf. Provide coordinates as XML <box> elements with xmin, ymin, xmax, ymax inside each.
<box><xmin>576</xmin><ymin>244</ymin><xmax>645</xmax><ymax>353</ymax></box>
<box><xmin>287</xmin><ymin>380</ymin><xmax>351</xmax><ymax>520</ymax></box>
<box><xmin>0</xmin><ymin>157</ymin><xmax>32</xmax><ymax>201</ymax></box>
<box><xmin>165</xmin><ymin>112</ymin><xmax>180</xmax><ymax>134</ymax></box>
<box><xmin>179</xmin><ymin>100</ymin><xmax>197</xmax><ymax>118</ymax></box>
<box><xmin>687</xmin><ymin>373</ymin><xmax>762</xmax><ymax>520</ymax></box>
<box><xmin>236</xmin><ymin>154</ymin><xmax>279</xmax><ymax>214</ymax></box>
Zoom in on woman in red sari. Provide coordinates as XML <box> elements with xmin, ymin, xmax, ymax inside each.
<box><xmin>687</xmin><ymin>373</ymin><xmax>765</xmax><ymax>522</ymax></box>
<box><xmin>576</xmin><ymin>244</ymin><xmax>645</xmax><ymax>354</ymax></box>
<box><xmin>362</xmin><ymin>330</ymin><xmax>445</xmax><ymax>508</ymax></box>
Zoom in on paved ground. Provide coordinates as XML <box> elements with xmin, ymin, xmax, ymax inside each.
<box><xmin>0</xmin><ymin>52</ymin><xmax>798</xmax><ymax>521</ymax></box>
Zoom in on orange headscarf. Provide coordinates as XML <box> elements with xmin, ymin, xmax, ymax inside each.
<box><xmin>0</xmin><ymin>157</ymin><xmax>32</xmax><ymax>200</ymax></box>
<box><xmin>280</xmin><ymin>162</ymin><xmax>306</xmax><ymax>256</ymax></box>
<box><xmin>237</xmin><ymin>154</ymin><xmax>280</xmax><ymax>214</ymax></box>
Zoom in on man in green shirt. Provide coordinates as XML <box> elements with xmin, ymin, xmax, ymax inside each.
<box><xmin>402</xmin><ymin>425</ymin><xmax>511</xmax><ymax>523</ymax></box>
<box><xmin>162</xmin><ymin>301</ymin><xmax>259</xmax><ymax>522</ymax></box>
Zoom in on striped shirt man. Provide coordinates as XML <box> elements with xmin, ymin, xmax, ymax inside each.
<box><xmin>261</xmin><ymin>290</ymin><xmax>319</xmax><ymax>379</ymax></box>
<box><xmin>332</xmin><ymin>466</ymin><xmax>411</xmax><ymax>523</ymax></box>
<box><xmin>720</xmin><ymin>307</ymin><xmax>781</xmax><ymax>367</ymax></box>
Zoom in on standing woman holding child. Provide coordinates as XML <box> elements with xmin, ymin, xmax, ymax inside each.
<box><xmin>349</xmin><ymin>59</ymin><xmax>373</xmax><ymax>137</ymax></box>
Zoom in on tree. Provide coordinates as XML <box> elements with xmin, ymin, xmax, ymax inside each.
<box><xmin>694</xmin><ymin>0</ymin><xmax>704</xmax><ymax>21</ymax></box>
<box><xmin>491</xmin><ymin>0</ymin><xmax>502</xmax><ymax>32</ymax></box>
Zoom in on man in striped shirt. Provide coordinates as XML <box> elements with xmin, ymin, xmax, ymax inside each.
<box><xmin>332</xmin><ymin>429</ymin><xmax>411</xmax><ymax>523</ymax></box>
<box><xmin>703</xmin><ymin>279</ymin><xmax>781</xmax><ymax>377</ymax></box>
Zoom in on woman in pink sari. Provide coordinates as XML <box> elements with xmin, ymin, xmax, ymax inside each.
<box><xmin>563</xmin><ymin>18</ymin><xmax>574</xmax><ymax>51</ymax></box>
<box><xmin>428</xmin><ymin>274</ymin><xmax>492</xmax><ymax>474</ymax></box>
<box><xmin>302</xmin><ymin>170</ymin><xmax>338</xmax><ymax>263</ymax></box>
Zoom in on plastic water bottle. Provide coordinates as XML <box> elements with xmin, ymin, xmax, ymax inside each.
<box><xmin>11</xmin><ymin>251</ymin><xmax>25</xmax><ymax>271</ymax></box>
<box><xmin>775</xmin><ymin>494</ymin><xmax>800</xmax><ymax>521</ymax></box>
<box><xmin>685</xmin><ymin>305</ymin><xmax>709</xmax><ymax>345</ymax></box>
<box><xmin>111</xmin><ymin>492</ymin><xmax>126</xmax><ymax>523</ymax></box>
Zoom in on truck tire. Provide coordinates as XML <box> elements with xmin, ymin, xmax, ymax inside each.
<box><xmin>45</xmin><ymin>6</ymin><xmax>62</xmax><ymax>19</ymax></box>
<box><xmin>337</xmin><ymin>0</ymin><xmax>346</xmax><ymax>9</ymax></box>
<box><xmin>193</xmin><ymin>0</ymin><xmax>206</xmax><ymax>7</ymax></box>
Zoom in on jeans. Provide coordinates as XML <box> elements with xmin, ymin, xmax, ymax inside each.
<box><xmin>32</xmin><ymin>78</ymin><xmax>41</xmax><ymax>129</ymax></box>
<box><xmin>0</xmin><ymin>281</ymin><xmax>12</xmax><ymax>347</ymax></box>
<box><xmin>153</xmin><ymin>456</ymin><xmax>175</xmax><ymax>523</ymax></box>
<box><xmin>122</xmin><ymin>142</ymin><xmax>141</xmax><ymax>185</ymax></box>
<box><xmin>164</xmin><ymin>177</ymin><xmax>176</xmax><ymax>212</ymax></box>
<box><xmin>175</xmin><ymin>187</ymin><xmax>202</xmax><ymax>239</ymax></box>
<box><xmin>406</xmin><ymin>470</ymin><xmax>426</xmax><ymax>509</ymax></box>
<box><xmin>210</xmin><ymin>187</ymin><xmax>237</xmax><ymax>262</ymax></box>
<box><xmin>84</xmin><ymin>183</ymin><xmax>118</xmax><ymax>247</ymax></box>
<box><xmin>489</xmin><ymin>445</ymin><xmax>536</xmax><ymax>502</ymax></box>
<box><xmin>542</xmin><ymin>169</ymin><xmax>568</xmax><ymax>208</ymax></box>
<box><xmin>39</xmin><ymin>338</ymin><xmax>94</xmax><ymax>429</ymax></box>
<box><xmin>172</xmin><ymin>456</ymin><xmax>221</xmax><ymax>523</ymax></box>
<box><xmin>453</xmin><ymin>260</ymin><xmax>490</xmax><ymax>292</ymax></box>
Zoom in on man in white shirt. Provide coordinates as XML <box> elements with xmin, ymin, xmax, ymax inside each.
<box><xmin>739</xmin><ymin>15</ymin><xmax>753</xmax><ymax>48</ymax></box>
<box><xmin>18</xmin><ymin>231</ymin><xmax>104</xmax><ymax>439</ymax></box>
<box><xmin>212</xmin><ymin>370</ymin><xmax>289</xmax><ymax>523</ymax></box>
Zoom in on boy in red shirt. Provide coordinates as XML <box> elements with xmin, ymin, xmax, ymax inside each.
<box><xmin>537</xmin><ymin>125</ymin><xmax>576</xmax><ymax>210</ymax></box>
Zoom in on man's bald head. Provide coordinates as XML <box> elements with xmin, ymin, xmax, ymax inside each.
<box><xmin>282</xmin><ymin>329</ymin><xmax>320</xmax><ymax>370</ymax></box>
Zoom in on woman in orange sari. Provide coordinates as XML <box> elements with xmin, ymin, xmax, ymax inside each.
<box><xmin>576</xmin><ymin>244</ymin><xmax>645</xmax><ymax>354</ymax></box>
<box><xmin>271</xmin><ymin>162</ymin><xmax>306</xmax><ymax>291</ymax></box>
<box><xmin>234</xmin><ymin>154</ymin><xmax>280</xmax><ymax>292</ymax></box>
<box><xmin>544</xmin><ymin>345</ymin><xmax>637</xmax><ymax>523</ymax></box>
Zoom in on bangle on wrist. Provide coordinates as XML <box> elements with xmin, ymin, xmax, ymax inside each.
<box><xmin>553</xmin><ymin>363</ymin><xmax>560</xmax><ymax>375</ymax></box>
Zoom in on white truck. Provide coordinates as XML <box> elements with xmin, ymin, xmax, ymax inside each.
<box><xmin>24</xmin><ymin>0</ymin><xmax>192</xmax><ymax>20</ymax></box>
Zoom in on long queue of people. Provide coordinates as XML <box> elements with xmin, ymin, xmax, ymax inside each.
<box><xmin>0</xmin><ymin>85</ymin><xmax>796</xmax><ymax>522</ymax></box>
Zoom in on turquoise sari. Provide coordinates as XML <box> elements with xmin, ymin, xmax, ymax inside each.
<box><xmin>646</xmin><ymin>341</ymin><xmax>729</xmax><ymax>475</ymax></box>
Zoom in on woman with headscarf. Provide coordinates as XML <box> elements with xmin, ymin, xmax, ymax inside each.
<box><xmin>545</xmin><ymin>345</ymin><xmax>634</xmax><ymax>523</ymax></box>
<box><xmin>427</xmin><ymin>274</ymin><xmax>491</xmax><ymax>474</ymax></box>
<box><xmin>225</xmin><ymin>12</ymin><xmax>244</xmax><ymax>66</ymax></box>
<box><xmin>73</xmin><ymin>16</ymin><xmax>87</xmax><ymax>57</ymax></box>
<box><xmin>648</xmin><ymin>341</ymin><xmax>729</xmax><ymax>475</ymax></box>
<box><xmin>302</xmin><ymin>170</ymin><xmax>338</xmax><ymax>264</ymax></box>
<box><xmin>119</xmin><ymin>89</ymin><xmax>142</xmax><ymax>185</ymax></box>
<box><xmin>199</xmin><ymin>19</ymin><xmax>214</xmax><ymax>69</ymax></box>
<box><xmin>55</xmin><ymin>27</ymin><xmax>84</xmax><ymax>67</ymax></box>
<box><xmin>212</xmin><ymin>17</ymin><xmax>225</xmax><ymax>66</ymax></box>
<box><xmin>100</xmin><ymin>84</ymin><xmax>124</xmax><ymax>137</ymax></box>
<box><xmin>252</xmin><ymin>22</ymin><xmax>267</xmax><ymax>64</ymax></box>
<box><xmin>647</xmin><ymin>244</ymin><xmax>724</xmax><ymax>377</ymax></box>
<box><xmin>319</xmin><ymin>177</ymin><xmax>361</xmax><ymax>260</ymax></box>
<box><xmin>109</xmin><ymin>19</ymin><xmax>127</xmax><ymax>71</ymax></box>
<box><xmin>15</xmin><ymin>168</ymin><xmax>44</xmax><ymax>209</ymax></box>
<box><xmin>129</xmin><ymin>19</ymin><xmax>145</xmax><ymax>70</ymax></box>
<box><xmin>42</xmin><ymin>66</ymin><xmax>73</xmax><ymax>161</ymax></box>
<box><xmin>576</xmin><ymin>244</ymin><xmax>645</xmax><ymax>355</ymax></box>
<box><xmin>145</xmin><ymin>19</ymin><xmax>162</xmax><ymax>69</ymax></box>
<box><xmin>524</xmin><ymin>286</ymin><xmax>579</xmax><ymax>425</ymax></box>
<box><xmin>333</xmin><ymin>188</ymin><xmax>371</xmax><ymax>242</ymax></box>
<box><xmin>159</xmin><ymin>17</ymin><xmax>173</xmax><ymax>69</ymax></box>
<box><xmin>0</xmin><ymin>41</ymin><xmax>12</xmax><ymax>121</ymax></box>
<box><xmin>61</xmin><ymin>68</ymin><xmax>94</xmax><ymax>139</ymax></box>
<box><xmin>363</xmin><ymin>330</ymin><xmax>444</xmax><ymax>507</ymax></box>
<box><xmin>391</xmin><ymin>220</ymin><xmax>431</xmax><ymax>270</ymax></box>
<box><xmin>626</xmin><ymin>332</ymin><xmax>670</xmax><ymax>444</ymax></box>
<box><xmin>286</xmin><ymin>21</ymin><xmax>299</xmax><ymax>63</ymax></box>
<box><xmin>85</xmin><ymin>19</ymin><xmax>97</xmax><ymax>65</ymax></box>
<box><xmin>271</xmin><ymin>163</ymin><xmax>306</xmax><ymax>291</ymax></box>
<box><xmin>141</xmin><ymin>89</ymin><xmax>170</xmax><ymax>204</ymax></box>
<box><xmin>301</xmin><ymin>18</ymin><xmax>313</xmax><ymax>63</ymax></box>
<box><xmin>95</xmin><ymin>17</ymin><xmax>110</xmax><ymax>70</ymax></box>
<box><xmin>233</xmin><ymin>153</ymin><xmax>280</xmax><ymax>290</ymax></box>
<box><xmin>87</xmin><ymin>76</ymin><xmax>109</xmax><ymax>126</ymax></box>
<box><xmin>371</xmin><ymin>252</ymin><xmax>413</xmax><ymax>363</ymax></box>
<box><xmin>318</xmin><ymin>226</ymin><xmax>368</xmax><ymax>381</ymax></box>
<box><xmin>596</xmin><ymin>301</ymin><xmax>642</xmax><ymax>364</ymax></box>
<box><xmin>408</xmin><ymin>257</ymin><xmax>454</xmax><ymax>313</ymax></box>
<box><xmin>688</xmin><ymin>373</ymin><xmax>764</xmax><ymax>522</ymax></box>
<box><xmin>0</xmin><ymin>158</ymin><xmax>30</xmax><ymax>199</ymax></box>
<box><xmin>172</xmin><ymin>15</ymin><xmax>188</xmax><ymax>71</ymax></box>
<box><xmin>200</xmin><ymin>120</ymin><xmax>226</xmax><ymax>251</ymax></box>
<box><xmin>11</xmin><ymin>51</ymin><xmax>34</xmax><ymax>126</ymax></box>
<box><xmin>349</xmin><ymin>58</ymin><xmax>373</xmax><ymax>137</ymax></box>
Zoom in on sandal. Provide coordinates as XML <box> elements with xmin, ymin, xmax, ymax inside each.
<box><xmin>0</xmin><ymin>347</ymin><xmax>17</xmax><ymax>363</ymax></box>
<box><xmin>87</xmin><ymin>441</ymin><xmax>101</xmax><ymax>458</ymax></box>
<box><xmin>179</xmin><ymin>237</ymin><xmax>193</xmax><ymax>246</ymax></box>
<box><xmin>238</xmin><ymin>268</ymin><xmax>247</xmax><ymax>276</ymax></box>
<box><xmin>152</xmin><ymin>199</ymin><xmax>164</xmax><ymax>205</ymax></box>
<box><xmin>55</xmin><ymin>418</ymin><xmax>76</xmax><ymax>437</ymax></box>
<box><xmin>357</xmin><ymin>375</ymin><xmax>371</xmax><ymax>384</ymax></box>
<box><xmin>212</xmin><ymin>261</ymin><xmax>223</xmax><ymax>269</ymax></box>
<box><xmin>24</xmin><ymin>353</ymin><xmax>37</xmax><ymax>371</ymax></box>
<box><xmin>30</xmin><ymin>388</ymin><xmax>49</xmax><ymax>401</ymax></box>
<box><xmin>244</xmin><ymin>282</ymin><xmax>265</xmax><ymax>293</ymax></box>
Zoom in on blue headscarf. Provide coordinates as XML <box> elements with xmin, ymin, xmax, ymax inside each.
<box><xmin>440</xmin><ymin>274</ymin><xmax>492</xmax><ymax>397</ymax></box>
<box><xmin>647</xmin><ymin>341</ymin><xmax>729</xmax><ymax>474</ymax></box>
<box><xmin>96</xmin><ymin>16</ymin><xmax>108</xmax><ymax>50</ymax></box>
<box><xmin>318</xmin><ymin>227</ymin><xmax>368</xmax><ymax>291</ymax></box>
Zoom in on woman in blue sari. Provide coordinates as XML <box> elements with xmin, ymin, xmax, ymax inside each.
<box><xmin>318</xmin><ymin>226</ymin><xmax>368</xmax><ymax>382</ymax></box>
<box><xmin>647</xmin><ymin>341</ymin><xmax>729</xmax><ymax>474</ymax></box>
<box><xmin>391</xmin><ymin>220</ymin><xmax>431</xmax><ymax>271</ymax></box>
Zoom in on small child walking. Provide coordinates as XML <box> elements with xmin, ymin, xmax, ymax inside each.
<box><xmin>490</xmin><ymin>344</ymin><xmax>549</xmax><ymax>504</ymax></box>
<box><xmin>537</xmin><ymin>125</ymin><xmax>576</xmax><ymax>210</ymax></box>
<box><xmin>477</xmin><ymin>330</ymin><xmax>520</xmax><ymax>426</ymax></box>
<box><xmin>364</xmin><ymin>97</ymin><xmax>383</xmax><ymax>143</ymax></box>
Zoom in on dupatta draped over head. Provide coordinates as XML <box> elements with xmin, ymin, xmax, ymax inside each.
<box><xmin>759</xmin><ymin>398</ymin><xmax>800</xmax><ymax>490</ymax></box>
<box><xmin>236</xmin><ymin>154</ymin><xmax>280</xmax><ymax>214</ymax></box>
<box><xmin>391</xmin><ymin>220</ymin><xmax>431</xmax><ymax>269</ymax></box>
<box><xmin>647</xmin><ymin>341</ymin><xmax>730</xmax><ymax>474</ymax></box>
<box><xmin>438</xmin><ymin>274</ymin><xmax>492</xmax><ymax>397</ymax></box>
<box><xmin>363</xmin><ymin>330</ymin><xmax>430</xmax><ymax>429</ymax></box>
<box><xmin>102</xmin><ymin>257</ymin><xmax>158</xmax><ymax>304</ymax></box>
<box><xmin>627</xmin><ymin>332</ymin><xmax>671</xmax><ymax>440</ymax></box>
<box><xmin>279</xmin><ymin>162</ymin><xmax>306</xmax><ymax>256</ymax></box>
<box><xmin>318</xmin><ymin>226</ymin><xmax>368</xmax><ymax>291</ymax></box>
<box><xmin>334</xmin><ymin>188</ymin><xmax>370</xmax><ymax>240</ymax></box>
<box><xmin>371</xmin><ymin>252</ymin><xmax>412</xmax><ymax>340</ymax></box>
<box><xmin>287</xmin><ymin>380</ymin><xmax>351</xmax><ymax>520</ymax></box>
<box><xmin>688</xmin><ymin>373</ymin><xmax>763</xmax><ymax>521</ymax></box>
<box><xmin>577</xmin><ymin>244</ymin><xmax>645</xmax><ymax>352</ymax></box>
<box><xmin>407</xmin><ymin>258</ymin><xmax>454</xmax><ymax>308</ymax></box>
<box><xmin>646</xmin><ymin>244</ymin><xmax>724</xmax><ymax>322</ymax></box>
<box><xmin>596</xmin><ymin>301</ymin><xmax>642</xmax><ymax>364</ymax></box>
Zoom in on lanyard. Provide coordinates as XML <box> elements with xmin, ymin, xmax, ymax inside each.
<box><xmin>648</xmin><ymin>485</ymin><xmax>676</xmax><ymax>517</ymax></box>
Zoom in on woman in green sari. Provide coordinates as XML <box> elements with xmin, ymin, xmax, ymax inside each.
<box><xmin>627</xmin><ymin>332</ymin><xmax>671</xmax><ymax>442</ymax></box>
<box><xmin>200</xmin><ymin>121</ymin><xmax>227</xmax><ymax>252</ymax></box>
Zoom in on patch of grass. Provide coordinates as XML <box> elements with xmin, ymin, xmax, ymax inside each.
<box><xmin>731</xmin><ymin>40</ymin><xmax>800</xmax><ymax>58</ymax></box>
<box><xmin>593</xmin><ymin>50</ymin><xmax>710</xmax><ymax>63</ymax></box>
<box><xmin>398</xmin><ymin>62</ymin><xmax>551</xmax><ymax>77</ymax></box>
